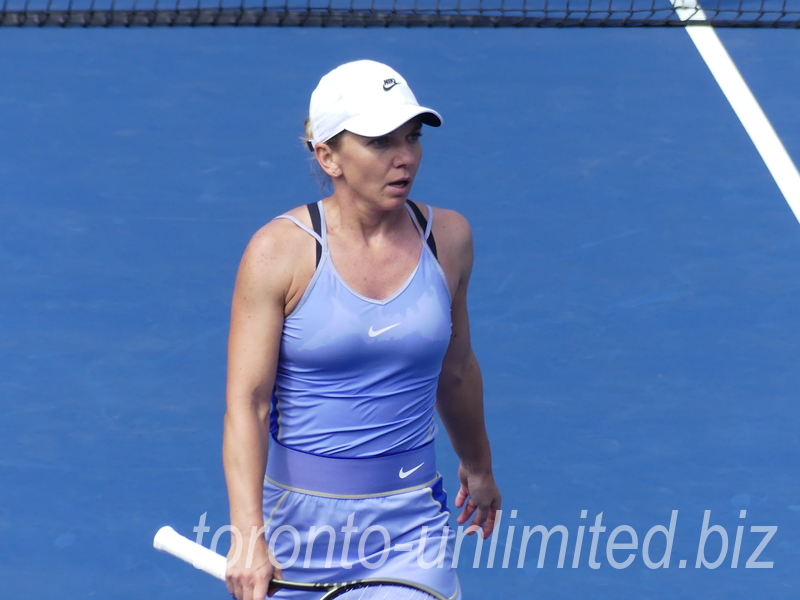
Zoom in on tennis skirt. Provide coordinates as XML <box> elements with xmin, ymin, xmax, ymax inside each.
<box><xmin>261</xmin><ymin>441</ymin><xmax>460</xmax><ymax>600</ymax></box>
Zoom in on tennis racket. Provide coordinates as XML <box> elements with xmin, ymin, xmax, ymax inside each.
<box><xmin>153</xmin><ymin>526</ymin><xmax>449</xmax><ymax>600</ymax></box>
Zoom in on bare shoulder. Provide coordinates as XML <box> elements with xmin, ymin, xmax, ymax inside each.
<box><xmin>414</xmin><ymin>202</ymin><xmax>474</xmax><ymax>292</ymax></box>
<box><xmin>243</xmin><ymin>206</ymin><xmax>313</xmax><ymax>259</ymax></box>
<box><xmin>430</xmin><ymin>206</ymin><xmax>472</xmax><ymax>253</ymax></box>
<box><xmin>236</xmin><ymin>206</ymin><xmax>316</xmax><ymax>298</ymax></box>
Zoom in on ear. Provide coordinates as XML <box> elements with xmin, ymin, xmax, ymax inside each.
<box><xmin>314</xmin><ymin>143</ymin><xmax>342</xmax><ymax>178</ymax></box>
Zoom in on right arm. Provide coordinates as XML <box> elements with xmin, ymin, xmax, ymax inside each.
<box><xmin>223</xmin><ymin>222</ymin><xmax>295</xmax><ymax>600</ymax></box>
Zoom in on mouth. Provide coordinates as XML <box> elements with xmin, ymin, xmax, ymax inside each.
<box><xmin>387</xmin><ymin>178</ymin><xmax>411</xmax><ymax>192</ymax></box>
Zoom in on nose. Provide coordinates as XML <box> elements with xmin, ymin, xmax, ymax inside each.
<box><xmin>392</xmin><ymin>140</ymin><xmax>418</xmax><ymax>168</ymax></box>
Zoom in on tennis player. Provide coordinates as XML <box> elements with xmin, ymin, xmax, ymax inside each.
<box><xmin>223</xmin><ymin>60</ymin><xmax>501</xmax><ymax>600</ymax></box>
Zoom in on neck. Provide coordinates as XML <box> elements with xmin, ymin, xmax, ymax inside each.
<box><xmin>325</xmin><ymin>189</ymin><xmax>408</xmax><ymax>243</ymax></box>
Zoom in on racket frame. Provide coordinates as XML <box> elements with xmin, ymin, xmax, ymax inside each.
<box><xmin>153</xmin><ymin>525</ymin><xmax>449</xmax><ymax>600</ymax></box>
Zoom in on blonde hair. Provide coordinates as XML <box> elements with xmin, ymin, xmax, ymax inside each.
<box><xmin>302</xmin><ymin>117</ymin><xmax>314</xmax><ymax>151</ymax></box>
<box><xmin>302</xmin><ymin>117</ymin><xmax>343</xmax><ymax>152</ymax></box>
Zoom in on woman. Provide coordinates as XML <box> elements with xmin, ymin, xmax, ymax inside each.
<box><xmin>223</xmin><ymin>60</ymin><xmax>500</xmax><ymax>600</ymax></box>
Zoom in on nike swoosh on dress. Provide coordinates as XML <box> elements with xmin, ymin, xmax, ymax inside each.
<box><xmin>368</xmin><ymin>323</ymin><xmax>401</xmax><ymax>338</ymax></box>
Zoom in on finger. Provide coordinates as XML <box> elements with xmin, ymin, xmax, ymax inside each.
<box><xmin>469</xmin><ymin>505</ymin><xmax>490</xmax><ymax>537</ymax></box>
<box><xmin>231</xmin><ymin>578</ymin><xmax>244</xmax><ymax>600</ymax></box>
<box><xmin>267</xmin><ymin>569</ymin><xmax>283</xmax><ymax>597</ymax></box>
<box><xmin>456</xmin><ymin>499</ymin><xmax>475</xmax><ymax>523</ymax></box>
<box><xmin>457</xmin><ymin>499</ymin><xmax>478</xmax><ymax>528</ymax></box>
<box><xmin>466</xmin><ymin>523</ymin><xmax>481</xmax><ymax>538</ymax></box>
<box><xmin>266</xmin><ymin>557</ymin><xmax>282</xmax><ymax>597</ymax></box>
<box><xmin>481</xmin><ymin>507</ymin><xmax>498</xmax><ymax>538</ymax></box>
<box><xmin>243</xmin><ymin>576</ymin><xmax>255</xmax><ymax>600</ymax></box>
<box><xmin>267</xmin><ymin>573</ymin><xmax>282</xmax><ymax>598</ymax></box>
<box><xmin>252</xmin><ymin>578</ymin><xmax>269</xmax><ymax>600</ymax></box>
<box><xmin>454</xmin><ymin>485</ymin><xmax>468</xmax><ymax>509</ymax></box>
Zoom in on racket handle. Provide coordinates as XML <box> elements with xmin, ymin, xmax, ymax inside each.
<box><xmin>153</xmin><ymin>526</ymin><xmax>227</xmax><ymax>581</ymax></box>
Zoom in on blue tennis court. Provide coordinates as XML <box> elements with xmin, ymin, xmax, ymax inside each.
<box><xmin>1</xmin><ymin>25</ymin><xmax>799</xmax><ymax>599</ymax></box>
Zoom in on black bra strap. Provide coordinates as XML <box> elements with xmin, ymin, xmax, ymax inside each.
<box><xmin>306</xmin><ymin>202</ymin><xmax>323</xmax><ymax>268</ymax></box>
<box><xmin>406</xmin><ymin>200</ymin><xmax>438</xmax><ymax>260</ymax></box>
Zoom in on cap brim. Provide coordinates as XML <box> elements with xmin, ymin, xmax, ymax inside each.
<box><xmin>340</xmin><ymin>105</ymin><xmax>442</xmax><ymax>139</ymax></box>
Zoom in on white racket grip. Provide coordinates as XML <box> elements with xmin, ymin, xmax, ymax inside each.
<box><xmin>153</xmin><ymin>526</ymin><xmax>227</xmax><ymax>581</ymax></box>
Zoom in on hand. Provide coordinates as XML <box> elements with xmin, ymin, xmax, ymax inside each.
<box><xmin>454</xmin><ymin>463</ymin><xmax>501</xmax><ymax>538</ymax></box>
<box><xmin>226</xmin><ymin>530</ymin><xmax>283</xmax><ymax>600</ymax></box>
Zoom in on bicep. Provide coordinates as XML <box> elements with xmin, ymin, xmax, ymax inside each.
<box><xmin>441</xmin><ymin>279</ymin><xmax>472</xmax><ymax>373</ymax></box>
<box><xmin>226</xmin><ymin>232</ymin><xmax>290</xmax><ymax>415</ymax></box>
<box><xmin>439</xmin><ymin>226</ymin><xmax>476</xmax><ymax>384</ymax></box>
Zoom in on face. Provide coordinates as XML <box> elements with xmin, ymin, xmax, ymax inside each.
<box><xmin>323</xmin><ymin>117</ymin><xmax>423</xmax><ymax>208</ymax></box>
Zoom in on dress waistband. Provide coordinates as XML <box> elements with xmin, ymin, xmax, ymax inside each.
<box><xmin>265</xmin><ymin>440</ymin><xmax>438</xmax><ymax>498</ymax></box>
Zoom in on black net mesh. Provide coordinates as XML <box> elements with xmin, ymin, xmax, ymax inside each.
<box><xmin>1</xmin><ymin>0</ymin><xmax>798</xmax><ymax>27</ymax></box>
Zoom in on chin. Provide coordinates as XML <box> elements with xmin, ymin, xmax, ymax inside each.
<box><xmin>385</xmin><ymin>186</ymin><xmax>413</xmax><ymax>203</ymax></box>
<box><xmin>382</xmin><ymin>194</ymin><xmax>411</xmax><ymax>209</ymax></box>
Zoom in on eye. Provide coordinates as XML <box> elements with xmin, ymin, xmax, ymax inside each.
<box><xmin>369</xmin><ymin>136</ymin><xmax>391</xmax><ymax>148</ymax></box>
<box><xmin>408</xmin><ymin>131</ymin><xmax>422</xmax><ymax>143</ymax></box>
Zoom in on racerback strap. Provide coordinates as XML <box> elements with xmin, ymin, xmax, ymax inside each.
<box><xmin>406</xmin><ymin>200</ymin><xmax>438</xmax><ymax>260</ymax></box>
<box><xmin>306</xmin><ymin>202</ymin><xmax>323</xmax><ymax>268</ymax></box>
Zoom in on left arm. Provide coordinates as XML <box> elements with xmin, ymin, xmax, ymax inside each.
<box><xmin>434</xmin><ymin>209</ymin><xmax>501</xmax><ymax>538</ymax></box>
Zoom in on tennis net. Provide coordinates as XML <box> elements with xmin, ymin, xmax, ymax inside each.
<box><xmin>1</xmin><ymin>0</ymin><xmax>798</xmax><ymax>27</ymax></box>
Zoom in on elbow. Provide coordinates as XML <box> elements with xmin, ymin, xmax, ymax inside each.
<box><xmin>440</xmin><ymin>351</ymin><xmax>479</xmax><ymax>388</ymax></box>
<box><xmin>226</xmin><ymin>385</ymin><xmax>273</xmax><ymax>426</ymax></box>
<box><xmin>438</xmin><ymin>367</ymin><xmax>465</xmax><ymax>392</ymax></box>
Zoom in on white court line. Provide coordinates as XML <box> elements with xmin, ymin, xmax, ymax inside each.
<box><xmin>670</xmin><ymin>0</ymin><xmax>800</xmax><ymax>223</ymax></box>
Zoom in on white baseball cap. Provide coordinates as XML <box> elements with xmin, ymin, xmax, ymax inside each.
<box><xmin>308</xmin><ymin>60</ymin><xmax>442</xmax><ymax>149</ymax></box>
